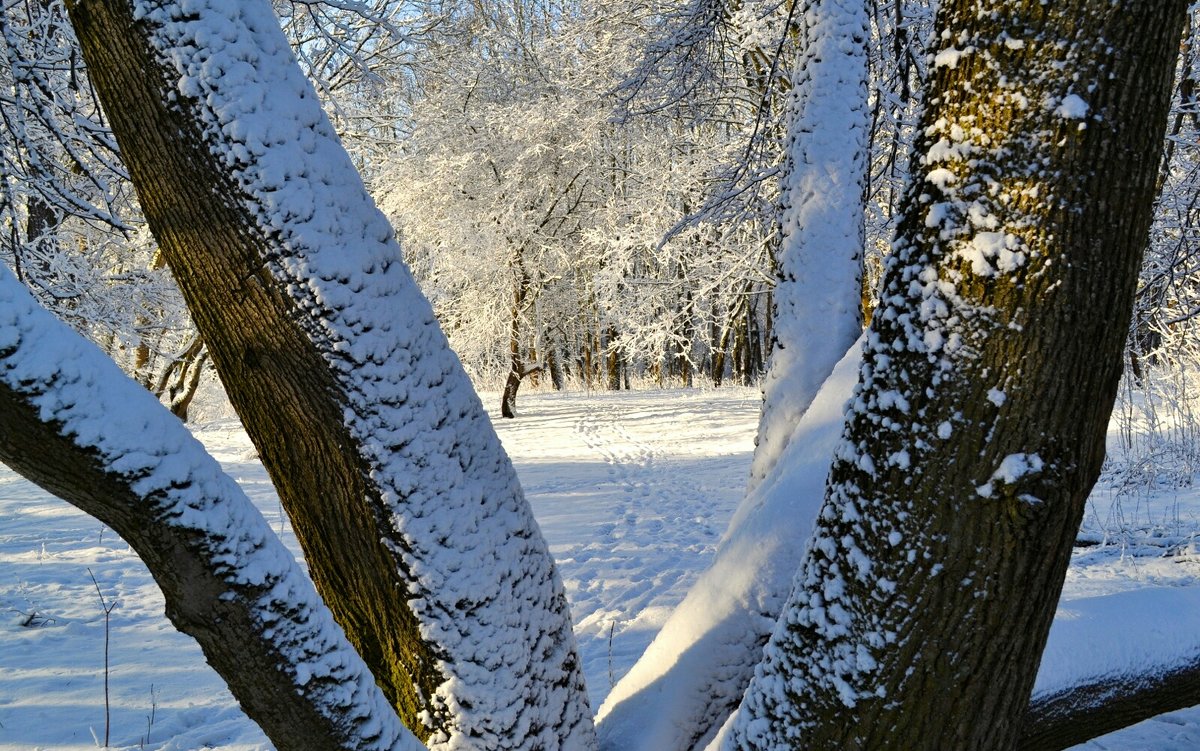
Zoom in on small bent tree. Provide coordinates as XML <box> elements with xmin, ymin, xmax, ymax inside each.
<box><xmin>597</xmin><ymin>1</ymin><xmax>871</xmax><ymax>748</ymax></box>
<box><xmin>61</xmin><ymin>0</ymin><xmax>595</xmax><ymax>749</ymax></box>
<box><xmin>747</xmin><ymin>0</ymin><xmax>868</xmax><ymax>491</ymax></box>
<box><xmin>722</xmin><ymin>1</ymin><xmax>1189</xmax><ymax>749</ymax></box>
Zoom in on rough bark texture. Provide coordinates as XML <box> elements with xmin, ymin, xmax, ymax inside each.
<box><xmin>724</xmin><ymin>2</ymin><xmax>1188</xmax><ymax>749</ymax></box>
<box><xmin>0</xmin><ymin>269</ymin><xmax>421</xmax><ymax>751</ymax></box>
<box><xmin>66</xmin><ymin>0</ymin><xmax>442</xmax><ymax>728</ymax></box>
<box><xmin>65</xmin><ymin>2</ymin><xmax>593</xmax><ymax>749</ymax></box>
<box><xmin>1021</xmin><ymin>659</ymin><xmax>1200</xmax><ymax>751</ymax></box>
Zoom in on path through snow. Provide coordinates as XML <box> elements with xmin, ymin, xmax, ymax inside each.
<box><xmin>491</xmin><ymin>389</ymin><xmax>760</xmax><ymax>709</ymax></box>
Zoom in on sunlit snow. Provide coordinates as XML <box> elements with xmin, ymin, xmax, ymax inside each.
<box><xmin>2</xmin><ymin>382</ymin><xmax>1200</xmax><ymax>749</ymax></box>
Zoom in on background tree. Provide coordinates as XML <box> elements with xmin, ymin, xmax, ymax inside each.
<box><xmin>0</xmin><ymin>0</ymin><xmax>207</xmax><ymax>407</ymax></box>
<box><xmin>375</xmin><ymin>0</ymin><xmax>783</xmax><ymax>400</ymax></box>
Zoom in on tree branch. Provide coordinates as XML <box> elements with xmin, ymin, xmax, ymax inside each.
<box><xmin>0</xmin><ymin>265</ymin><xmax>422</xmax><ymax>751</ymax></box>
<box><xmin>1021</xmin><ymin>659</ymin><xmax>1200</xmax><ymax>751</ymax></box>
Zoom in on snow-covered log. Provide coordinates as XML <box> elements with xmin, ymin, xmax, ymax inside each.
<box><xmin>0</xmin><ymin>264</ymin><xmax>424</xmax><ymax>751</ymax></box>
<box><xmin>64</xmin><ymin>1</ymin><xmax>594</xmax><ymax>748</ymax></box>
<box><xmin>1021</xmin><ymin>587</ymin><xmax>1200</xmax><ymax>750</ymax></box>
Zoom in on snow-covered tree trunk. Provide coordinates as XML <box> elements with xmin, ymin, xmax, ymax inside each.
<box><xmin>747</xmin><ymin>0</ymin><xmax>868</xmax><ymax>491</ymax></box>
<box><xmin>596</xmin><ymin>3</ymin><xmax>868</xmax><ymax>749</ymax></box>
<box><xmin>721</xmin><ymin>1</ymin><xmax>1188</xmax><ymax>748</ymax></box>
<box><xmin>65</xmin><ymin>2</ymin><xmax>594</xmax><ymax>749</ymax></box>
<box><xmin>0</xmin><ymin>264</ymin><xmax>423</xmax><ymax>751</ymax></box>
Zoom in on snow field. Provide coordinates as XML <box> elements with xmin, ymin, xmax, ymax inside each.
<box><xmin>2</xmin><ymin>384</ymin><xmax>1200</xmax><ymax>749</ymax></box>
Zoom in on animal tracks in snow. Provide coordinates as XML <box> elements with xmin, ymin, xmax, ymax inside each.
<box><xmin>488</xmin><ymin>387</ymin><xmax>761</xmax><ymax>706</ymax></box>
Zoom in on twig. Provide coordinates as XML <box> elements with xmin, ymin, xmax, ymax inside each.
<box><xmin>88</xmin><ymin>569</ymin><xmax>117</xmax><ymax>748</ymax></box>
<box><xmin>608</xmin><ymin>620</ymin><xmax>616</xmax><ymax>689</ymax></box>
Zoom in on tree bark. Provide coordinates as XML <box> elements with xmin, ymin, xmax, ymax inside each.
<box><xmin>1021</xmin><ymin>658</ymin><xmax>1200</xmax><ymax>751</ymax></box>
<box><xmin>65</xmin><ymin>2</ymin><xmax>593</xmax><ymax>749</ymax></box>
<box><xmin>723</xmin><ymin>2</ymin><xmax>1188</xmax><ymax>749</ymax></box>
<box><xmin>0</xmin><ymin>267</ymin><xmax>422</xmax><ymax>751</ymax></box>
<box><xmin>606</xmin><ymin>326</ymin><xmax>621</xmax><ymax>390</ymax></box>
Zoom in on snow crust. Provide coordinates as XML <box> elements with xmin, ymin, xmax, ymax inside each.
<box><xmin>1055</xmin><ymin>93</ymin><xmax>1090</xmax><ymax>120</ymax></box>
<box><xmin>0</xmin><ymin>263</ymin><xmax>422</xmax><ymax>751</ymax></box>
<box><xmin>130</xmin><ymin>2</ymin><xmax>591</xmax><ymax>747</ymax></box>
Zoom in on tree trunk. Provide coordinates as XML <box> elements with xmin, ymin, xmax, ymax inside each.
<box><xmin>168</xmin><ymin>348</ymin><xmax>208</xmax><ymax>421</ymax></box>
<box><xmin>501</xmin><ymin>368</ymin><xmax>522</xmax><ymax>418</ymax></box>
<box><xmin>151</xmin><ymin>334</ymin><xmax>208</xmax><ymax>420</ymax></box>
<box><xmin>502</xmin><ymin>288</ymin><xmax>524</xmax><ymax>418</ymax></box>
<box><xmin>548</xmin><ymin>345</ymin><xmax>564</xmax><ymax>390</ymax></box>
<box><xmin>711</xmin><ymin>308</ymin><xmax>734</xmax><ymax>387</ymax></box>
<box><xmin>65</xmin><ymin>2</ymin><xmax>594</xmax><ymax>749</ymax></box>
<box><xmin>606</xmin><ymin>326</ymin><xmax>621</xmax><ymax>390</ymax></box>
<box><xmin>747</xmin><ymin>0</ymin><xmax>867</xmax><ymax>490</ymax></box>
<box><xmin>723</xmin><ymin>2</ymin><xmax>1187</xmax><ymax>749</ymax></box>
<box><xmin>598</xmin><ymin>2</ymin><xmax>869</xmax><ymax>748</ymax></box>
<box><xmin>0</xmin><ymin>267</ymin><xmax>421</xmax><ymax>751</ymax></box>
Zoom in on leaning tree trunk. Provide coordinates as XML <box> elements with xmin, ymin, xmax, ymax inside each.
<box><xmin>0</xmin><ymin>265</ymin><xmax>422</xmax><ymax>751</ymax></box>
<box><xmin>746</xmin><ymin>0</ymin><xmax>868</xmax><ymax>491</ymax></box>
<box><xmin>65</xmin><ymin>2</ymin><xmax>594</xmax><ymax>749</ymax></box>
<box><xmin>722</xmin><ymin>2</ymin><xmax>1188</xmax><ymax>749</ymax></box>
<box><xmin>596</xmin><ymin>2</ymin><xmax>869</xmax><ymax>749</ymax></box>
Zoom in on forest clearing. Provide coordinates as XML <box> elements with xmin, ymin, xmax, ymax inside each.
<box><xmin>4</xmin><ymin>383</ymin><xmax>1200</xmax><ymax>750</ymax></box>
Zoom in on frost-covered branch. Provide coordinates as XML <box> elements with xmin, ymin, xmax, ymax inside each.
<box><xmin>0</xmin><ymin>263</ymin><xmax>423</xmax><ymax>751</ymax></box>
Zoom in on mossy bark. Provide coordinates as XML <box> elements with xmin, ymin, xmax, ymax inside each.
<box><xmin>726</xmin><ymin>2</ymin><xmax>1189</xmax><ymax>749</ymax></box>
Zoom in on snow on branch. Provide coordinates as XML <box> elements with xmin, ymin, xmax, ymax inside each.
<box><xmin>0</xmin><ymin>262</ymin><xmax>423</xmax><ymax>751</ymax></box>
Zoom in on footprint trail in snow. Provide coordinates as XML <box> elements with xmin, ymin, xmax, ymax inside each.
<box><xmin>489</xmin><ymin>387</ymin><xmax>761</xmax><ymax>708</ymax></box>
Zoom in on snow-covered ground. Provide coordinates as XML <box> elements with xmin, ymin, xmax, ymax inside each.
<box><xmin>2</xmin><ymin>384</ymin><xmax>1200</xmax><ymax>749</ymax></box>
